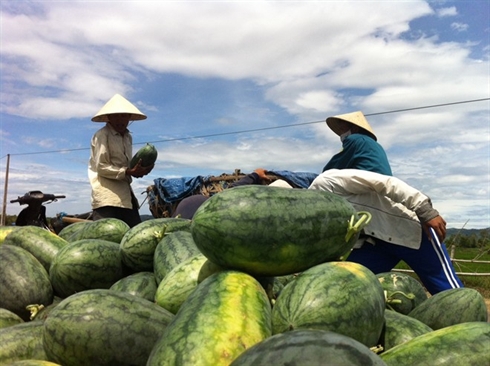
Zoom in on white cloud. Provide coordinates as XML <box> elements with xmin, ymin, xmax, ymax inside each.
<box><xmin>436</xmin><ymin>6</ymin><xmax>457</xmax><ymax>17</ymax></box>
<box><xmin>451</xmin><ymin>22</ymin><xmax>469</xmax><ymax>32</ymax></box>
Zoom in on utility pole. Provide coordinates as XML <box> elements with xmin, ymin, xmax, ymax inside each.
<box><xmin>1</xmin><ymin>154</ymin><xmax>10</xmax><ymax>226</ymax></box>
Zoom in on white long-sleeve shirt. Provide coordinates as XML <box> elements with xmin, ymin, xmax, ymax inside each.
<box><xmin>309</xmin><ymin>169</ymin><xmax>439</xmax><ymax>249</ymax></box>
<box><xmin>88</xmin><ymin>124</ymin><xmax>134</xmax><ymax>209</ymax></box>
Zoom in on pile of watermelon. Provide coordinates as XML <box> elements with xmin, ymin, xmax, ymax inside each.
<box><xmin>0</xmin><ymin>186</ymin><xmax>489</xmax><ymax>366</ymax></box>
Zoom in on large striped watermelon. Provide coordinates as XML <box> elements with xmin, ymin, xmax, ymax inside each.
<box><xmin>147</xmin><ymin>270</ymin><xmax>272</xmax><ymax>366</ymax></box>
<box><xmin>57</xmin><ymin>221</ymin><xmax>92</xmax><ymax>242</ymax></box>
<box><xmin>0</xmin><ymin>245</ymin><xmax>53</xmax><ymax>321</ymax></box>
<box><xmin>230</xmin><ymin>329</ymin><xmax>387</xmax><ymax>366</ymax></box>
<box><xmin>380</xmin><ymin>322</ymin><xmax>490</xmax><ymax>365</ymax></box>
<box><xmin>271</xmin><ymin>261</ymin><xmax>386</xmax><ymax>347</ymax></box>
<box><xmin>43</xmin><ymin>289</ymin><xmax>174</xmax><ymax>366</ymax></box>
<box><xmin>407</xmin><ymin>287</ymin><xmax>487</xmax><ymax>329</ymax></box>
<box><xmin>49</xmin><ymin>239</ymin><xmax>125</xmax><ymax>298</ymax></box>
<box><xmin>2</xmin><ymin>226</ymin><xmax>68</xmax><ymax>272</ymax></box>
<box><xmin>191</xmin><ymin>185</ymin><xmax>362</xmax><ymax>277</ymax></box>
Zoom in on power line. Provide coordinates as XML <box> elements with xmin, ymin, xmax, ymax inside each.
<box><xmin>1</xmin><ymin>97</ymin><xmax>489</xmax><ymax>159</ymax></box>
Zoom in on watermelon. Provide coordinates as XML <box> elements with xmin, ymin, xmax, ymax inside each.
<box><xmin>42</xmin><ymin>289</ymin><xmax>174</xmax><ymax>366</ymax></box>
<box><xmin>230</xmin><ymin>329</ymin><xmax>388</xmax><ymax>366</ymax></box>
<box><xmin>0</xmin><ymin>225</ymin><xmax>19</xmax><ymax>244</ymax></box>
<box><xmin>0</xmin><ymin>245</ymin><xmax>53</xmax><ymax>321</ymax></box>
<box><xmin>154</xmin><ymin>253</ymin><xmax>223</xmax><ymax>314</ymax></box>
<box><xmin>380</xmin><ymin>309</ymin><xmax>433</xmax><ymax>351</ymax></box>
<box><xmin>376</xmin><ymin>272</ymin><xmax>428</xmax><ymax>315</ymax></box>
<box><xmin>57</xmin><ymin>221</ymin><xmax>92</xmax><ymax>242</ymax></box>
<box><xmin>3</xmin><ymin>360</ymin><xmax>62</xmax><ymax>366</ymax></box>
<box><xmin>380</xmin><ymin>322</ymin><xmax>490</xmax><ymax>365</ymax></box>
<box><xmin>110</xmin><ymin>271</ymin><xmax>158</xmax><ymax>301</ymax></box>
<box><xmin>0</xmin><ymin>308</ymin><xmax>24</xmax><ymax>329</ymax></box>
<box><xmin>120</xmin><ymin>217</ymin><xmax>191</xmax><ymax>273</ymax></box>
<box><xmin>153</xmin><ymin>230</ymin><xmax>201</xmax><ymax>283</ymax></box>
<box><xmin>49</xmin><ymin>239</ymin><xmax>125</xmax><ymax>298</ymax></box>
<box><xmin>191</xmin><ymin>185</ymin><xmax>361</xmax><ymax>277</ymax></box>
<box><xmin>2</xmin><ymin>225</ymin><xmax>68</xmax><ymax>272</ymax></box>
<box><xmin>129</xmin><ymin>143</ymin><xmax>158</xmax><ymax>168</ymax></box>
<box><xmin>271</xmin><ymin>261</ymin><xmax>386</xmax><ymax>347</ymax></box>
<box><xmin>407</xmin><ymin>287</ymin><xmax>487</xmax><ymax>329</ymax></box>
<box><xmin>28</xmin><ymin>296</ymin><xmax>63</xmax><ymax>322</ymax></box>
<box><xmin>0</xmin><ymin>321</ymin><xmax>47</xmax><ymax>364</ymax></box>
<box><xmin>73</xmin><ymin>217</ymin><xmax>130</xmax><ymax>243</ymax></box>
<box><xmin>147</xmin><ymin>270</ymin><xmax>272</xmax><ymax>366</ymax></box>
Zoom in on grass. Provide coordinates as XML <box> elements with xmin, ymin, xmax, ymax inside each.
<box><xmin>394</xmin><ymin>247</ymin><xmax>490</xmax><ymax>298</ymax></box>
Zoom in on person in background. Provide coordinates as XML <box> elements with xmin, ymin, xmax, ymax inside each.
<box><xmin>323</xmin><ymin>111</ymin><xmax>392</xmax><ymax>176</ymax></box>
<box><xmin>309</xmin><ymin>168</ymin><xmax>464</xmax><ymax>295</ymax></box>
<box><xmin>89</xmin><ymin>94</ymin><xmax>153</xmax><ymax>227</ymax></box>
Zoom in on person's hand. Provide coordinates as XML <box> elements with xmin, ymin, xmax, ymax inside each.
<box><xmin>423</xmin><ymin>215</ymin><xmax>447</xmax><ymax>242</ymax></box>
<box><xmin>126</xmin><ymin>160</ymin><xmax>154</xmax><ymax>178</ymax></box>
<box><xmin>254</xmin><ymin>168</ymin><xmax>269</xmax><ymax>181</ymax></box>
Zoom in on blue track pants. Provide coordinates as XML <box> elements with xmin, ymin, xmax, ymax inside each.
<box><xmin>347</xmin><ymin>228</ymin><xmax>464</xmax><ymax>295</ymax></box>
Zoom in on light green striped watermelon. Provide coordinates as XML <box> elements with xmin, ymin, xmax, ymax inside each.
<box><xmin>153</xmin><ymin>230</ymin><xmax>201</xmax><ymax>283</ymax></box>
<box><xmin>154</xmin><ymin>253</ymin><xmax>222</xmax><ymax>314</ymax></box>
<box><xmin>0</xmin><ymin>321</ymin><xmax>47</xmax><ymax>364</ymax></box>
<box><xmin>147</xmin><ymin>270</ymin><xmax>272</xmax><ymax>366</ymax></box>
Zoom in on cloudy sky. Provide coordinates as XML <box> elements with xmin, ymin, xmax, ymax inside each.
<box><xmin>1</xmin><ymin>0</ymin><xmax>489</xmax><ymax>229</ymax></box>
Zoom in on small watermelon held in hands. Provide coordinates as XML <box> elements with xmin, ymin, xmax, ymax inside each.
<box><xmin>130</xmin><ymin>143</ymin><xmax>157</xmax><ymax>168</ymax></box>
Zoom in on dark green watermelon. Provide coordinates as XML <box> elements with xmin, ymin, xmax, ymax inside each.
<box><xmin>110</xmin><ymin>271</ymin><xmax>158</xmax><ymax>301</ymax></box>
<box><xmin>0</xmin><ymin>308</ymin><xmax>24</xmax><ymax>329</ymax></box>
<box><xmin>271</xmin><ymin>261</ymin><xmax>386</xmax><ymax>348</ymax></box>
<box><xmin>230</xmin><ymin>329</ymin><xmax>387</xmax><ymax>366</ymax></box>
<box><xmin>129</xmin><ymin>143</ymin><xmax>158</xmax><ymax>168</ymax></box>
<box><xmin>376</xmin><ymin>272</ymin><xmax>428</xmax><ymax>315</ymax></box>
<box><xmin>120</xmin><ymin>217</ymin><xmax>191</xmax><ymax>273</ymax></box>
<box><xmin>407</xmin><ymin>287</ymin><xmax>487</xmax><ymax>329</ymax></box>
<box><xmin>74</xmin><ymin>218</ymin><xmax>130</xmax><ymax>243</ymax></box>
<box><xmin>191</xmin><ymin>185</ymin><xmax>361</xmax><ymax>277</ymax></box>
<box><xmin>0</xmin><ymin>245</ymin><xmax>53</xmax><ymax>321</ymax></box>
<box><xmin>43</xmin><ymin>289</ymin><xmax>174</xmax><ymax>366</ymax></box>
<box><xmin>0</xmin><ymin>321</ymin><xmax>47</xmax><ymax>364</ymax></box>
<box><xmin>380</xmin><ymin>309</ymin><xmax>433</xmax><ymax>351</ymax></box>
<box><xmin>49</xmin><ymin>239</ymin><xmax>125</xmax><ymax>298</ymax></box>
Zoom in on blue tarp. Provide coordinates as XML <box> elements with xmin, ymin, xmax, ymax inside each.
<box><xmin>151</xmin><ymin>170</ymin><xmax>318</xmax><ymax>204</ymax></box>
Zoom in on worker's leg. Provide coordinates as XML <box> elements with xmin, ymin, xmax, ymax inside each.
<box><xmin>346</xmin><ymin>239</ymin><xmax>401</xmax><ymax>274</ymax></box>
<box><xmin>398</xmin><ymin>229</ymin><xmax>464</xmax><ymax>295</ymax></box>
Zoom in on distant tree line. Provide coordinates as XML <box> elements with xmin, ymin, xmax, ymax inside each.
<box><xmin>446</xmin><ymin>228</ymin><xmax>490</xmax><ymax>250</ymax></box>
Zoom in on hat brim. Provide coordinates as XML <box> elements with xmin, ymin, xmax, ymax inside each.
<box><xmin>91</xmin><ymin>113</ymin><xmax>147</xmax><ymax>122</ymax></box>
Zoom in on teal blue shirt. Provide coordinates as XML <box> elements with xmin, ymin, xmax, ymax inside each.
<box><xmin>322</xmin><ymin>134</ymin><xmax>392</xmax><ymax>175</ymax></box>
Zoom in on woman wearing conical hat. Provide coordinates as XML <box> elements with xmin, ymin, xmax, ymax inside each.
<box><xmin>88</xmin><ymin>94</ymin><xmax>153</xmax><ymax>227</ymax></box>
<box><xmin>322</xmin><ymin>111</ymin><xmax>392</xmax><ymax>176</ymax></box>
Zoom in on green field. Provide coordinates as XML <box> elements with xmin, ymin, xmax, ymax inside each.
<box><xmin>395</xmin><ymin>247</ymin><xmax>490</xmax><ymax>298</ymax></box>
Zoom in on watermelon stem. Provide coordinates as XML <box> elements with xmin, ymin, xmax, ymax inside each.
<box><xmin>26</xmin><ymin>304</ymin><xmax>45</xmax><ymax>320</ymax></box>
<box><xmin>345</xmin><ymin>211</ymin><xmax>372</xmax><ymax>242</ymax></box>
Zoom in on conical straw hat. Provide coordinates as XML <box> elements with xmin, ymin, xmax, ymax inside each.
<box><xmin>91</xmin><ymin>94</ymin><xmax>147</xmax><ymax>122</ymax></box>
<box><xmin>326</xmin><ymin>111</ymin><xmax>377</xmax><ymax>141</ymax></box>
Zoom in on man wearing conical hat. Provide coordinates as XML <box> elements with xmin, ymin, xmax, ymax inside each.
<box><xmin>88</xmin><ymin>94</ymin><xmax>153</xmax><ymax>227</ymax></box>
<box><xmin>322</xmin><ymin>111</ymin><xmax>392</xmax><ymax>176</ymax></box>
